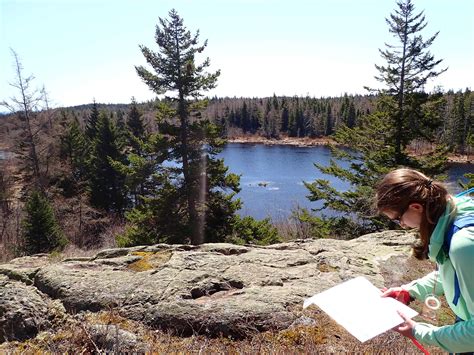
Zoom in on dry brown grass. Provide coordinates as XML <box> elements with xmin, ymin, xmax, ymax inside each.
<box><xmin>0</xmin><ymin>305</ymin><xmax>446</xmax><ymax>354</ymax></box>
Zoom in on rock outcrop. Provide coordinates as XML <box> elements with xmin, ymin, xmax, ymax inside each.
<box><xmin>0</xmin><ymin>231</ymin><xmax>415</xmax><ymax>343</ymax></box>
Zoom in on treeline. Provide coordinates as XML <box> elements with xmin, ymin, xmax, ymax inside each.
<box><xmin>206</xmin><ymin>94</ymin><xmax>371</xmax><ymax>138</ymax></box>
<box><xmin>43</xmin><ymin>88</ymin><xmax>473</xmax><ymax>154</ymax></box>
<box><xmin>59</xmin><ymin>87</ymin><xmax>474</xmax><ymax>155</ymax></box>
<box><xmin>201</xmin><ymin>90</ymin><xmax>473</xmax><ymax>155</ymax></box>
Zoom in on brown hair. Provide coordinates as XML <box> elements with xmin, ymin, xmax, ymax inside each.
<box><xmin>375</xmin><ymin>168</ymin><xmax>451</xmax><ymax>259</ymax></box>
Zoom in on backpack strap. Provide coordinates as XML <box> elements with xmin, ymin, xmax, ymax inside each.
<box><xmin>443</xmin><ymin>215</ymin><xmax>474</xmax><ymax>305</ymax></box>
<box><xmin>455</xmin><ymin>187</ymin><xmax>474</xmax><ymax>198</ymax></box>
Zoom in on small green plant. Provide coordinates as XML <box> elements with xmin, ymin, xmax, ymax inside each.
<box><xmin>22</xmin><ymin>190</ymin><xmax>67</xmax><ymax>255</ymax></box>
<box><xmin>227</xmin><ymin>215</ymin><xmax>281</xmax><ymax>245</ymax></box>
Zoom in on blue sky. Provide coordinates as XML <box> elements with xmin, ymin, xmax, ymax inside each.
<box><xmin>1</xmin><ymin>0</ymin><xmax>473</xmax><ymax>108</ymax></box>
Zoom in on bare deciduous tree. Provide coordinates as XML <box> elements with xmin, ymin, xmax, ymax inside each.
<box><xmin>1</xmin><ymin>49</ymin><xmax>51</xmax><ymax>190</ymax></box>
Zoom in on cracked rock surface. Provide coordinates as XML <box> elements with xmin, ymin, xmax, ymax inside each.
<box><xmin>0</xmin><ymin>274</ymin><xmax>51</xmax><ymax>342</ymax></box>
<box><xmin>0</xmin><ymin>231</ymin><xmax>414</xmax><ymax>342</ymax></box>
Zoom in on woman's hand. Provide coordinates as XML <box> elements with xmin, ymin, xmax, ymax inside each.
<box><xmin>381</xmin><ymin>286</ymin><xmax>412</xmax><ymax>304</ymax></box>
<box><xmin>395</xmin><ymin>310</ymin><xmax>417</xmax><ymax>338</ymax></box>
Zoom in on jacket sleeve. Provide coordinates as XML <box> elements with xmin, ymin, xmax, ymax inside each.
<box><xmin>402</xmin><ymin>271</ymin><xmax>444</xmax><ymax>301</ymax></box>
<box><xmin>413</xmin><ymin>320</ymin><xmax>474</xmax><ymax>353</ymax></box>
<box><xmin>412</xmin><ymin>227</ymin><xmax>474</xmax><ymax>352</ymax></box>
<box><xmin>450</xmin><ymin>227</ymin><xmax>474</xmax><ymax>320</ymax></box>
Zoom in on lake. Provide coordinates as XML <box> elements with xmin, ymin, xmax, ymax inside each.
<box><xmin>219</xmin><ymin>143</ymin><xmax>474</xmax><ymax>220</ymax></box>
<box><xmin>0</xmin><ymin>145</ymin><xmax>471</xmax><ymax>221</ymax></box>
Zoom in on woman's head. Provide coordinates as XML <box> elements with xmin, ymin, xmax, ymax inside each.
<box><xmin>375</xmin><ymin>168</ymin><xmax>450</xmax><ymax>259</ymax></box>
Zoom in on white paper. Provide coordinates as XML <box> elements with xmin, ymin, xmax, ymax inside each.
<box><xmin>303</xmin><ymin>276</ymin><xmax>418</xmax><ymax>342</ymax></box>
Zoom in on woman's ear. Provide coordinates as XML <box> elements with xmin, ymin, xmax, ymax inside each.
<box><xmin>408</xmin><ymin>202</ymin><xmax>424</xmax><ymax>212</ymax></box>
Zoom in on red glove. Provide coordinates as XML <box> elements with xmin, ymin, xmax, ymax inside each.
<box><xmin>381</xmin><ymin>287</ymin><xmax>412</xmax><ymax>305</ymax></box>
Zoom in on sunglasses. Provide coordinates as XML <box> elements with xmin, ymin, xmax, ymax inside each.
<box><xmin>390</xmin><ymin>206</ymin><xmax>408</xmax><ymax>225</ymax></box>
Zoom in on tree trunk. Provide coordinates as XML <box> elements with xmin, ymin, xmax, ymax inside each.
<box><xmin>178</xmin><ymin>98</ymin><xmax>201</xmax><ymax>245</ymax></box>
<box><xmin>396</xmin><ymin>13</ymin><xmax>409</xmax><ymax>164</ymax></box>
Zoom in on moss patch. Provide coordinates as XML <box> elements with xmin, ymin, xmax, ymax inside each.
<box><xmin>127</xmin><ymin>251</ymin><xmax>172</xmax><ymax>272</ymax></box>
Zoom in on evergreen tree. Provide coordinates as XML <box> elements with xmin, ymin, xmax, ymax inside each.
<box><xmin>127</xmin><ymin>9</ymin><xmax>241</xmax><ymax>245</ymax></box>
<box><xmin>115</xmin><ymin>110</ymin><xmax>129</xmax><ymax>148</ymax></box>
<box><xmin>347</xmin><ymin>102</ymin><xmax>356</xmax><ymax>128</ymax></box>
<box><xmin>324</xmin><ymin>102</ymin><xmax>333</xmax><ymax>136</ymax></box>
<box><xmin>272</xmin><ymin>93</ymin><xmax>279</xmax><ymax>110</ymax></box>
<box><xmin>301</xmin><ymin>100</ymin><xmax>397</xmax><ymax>239</ymax></box>
<box><xmin>250</xmin><ymin>103</ymin><xmax>261</xmax><ymax>133</ymax></box>
<box><xmin>230</xmin><ymin>108</ymin><xmax>240</xmax><ymax>127</ymax></box>
<box><xmin>280</xmin><ymin>99</ymin><xmax>289</xmax><ymax>132</ymax></box>
<box><xmin>340</xmin><ymin>94</ymin><xmax>350</xmax><ymax>126</ymax></box>
<box><xmin>288</xmin><ymin>108</ymin><xmax>297</xmax><ymax>137</ymax></box>
<box><xmin>111</xmin><ymin>132</ymin><xmax>166</xmax><ymax>209</ymax></box>
<box><xmin>127</xmin><ymin>97</ymin><xmax>146</xmax><ymax>140</ymax></box>
<box><xmin>300</xmin><ymin>1</ymin><xmax>448</xmax><ymax>239</ymax></box>
<box><xmin>85</xmin><ymin>100</ymin><xmax>100</xmax><ymax>141</ymax></box>
<box><xmin>220</xmin><ymin>106</ymin><xmax>230</xmax><ymax>137</ymax></box>
<box><xmin>263</xmin><ymin>100</ymin><xmax>272</xmax><ymax>138</ymax></box>
<box><xmin>456</xmin><ymin>89</ymin><xmax>473</xmax><ymax>154</ymax></box>
<box><xmin>22</xmin><ymin>190</ymin><xmax>67</xmax><ymax>254</ymax></box>
<box><xmin>227</xmin><ymin>216</ymin><xmax>280</xmax><ymax>245</ymax></box>
<box><xmin>88</xmin><ymin>112</ymin><xmax>127</xmax><ymax>213</ymax></box>
<box><xmin>59</xmin><ymin>114</ymin><xmax>89</xmax><ymax>196</ymax></box>
<box><xmin>241</xmin><ymin>101</ymin><xmax>251</xmax><ymax>133</ymax></box>
<box><xmin>110</xmin><ymin>98</ymin><xmax>151</xmax><ymax>207</ymax></box>
<box><xmin>373</xmin><ymin>0</ymin><xmax>447</xmax><ymax>162</ymax></box>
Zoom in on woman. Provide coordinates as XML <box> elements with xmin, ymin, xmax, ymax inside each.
<box><xmin>376</xmin><ymin>168</ymin><xmax>474</xmax><ymax>353</ymax></box>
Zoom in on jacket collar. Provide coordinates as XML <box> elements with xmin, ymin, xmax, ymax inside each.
<box><xmin>429</xmin><ymin>199</ymin><xmax>454</xmax><ymax>263</ymax></box>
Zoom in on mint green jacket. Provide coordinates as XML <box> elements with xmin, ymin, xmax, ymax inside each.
<box><xmin>404</xmin><ymin>196</ymin><xmax>474</xmax><ymax>353</ymax></box>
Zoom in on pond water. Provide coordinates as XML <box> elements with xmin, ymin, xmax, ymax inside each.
<box><xmin>219</xmin><ymin>143</ymin><xmax>473</xmax><ymax>220</ymax></box>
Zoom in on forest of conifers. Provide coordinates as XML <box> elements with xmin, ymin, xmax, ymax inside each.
<box><xmin>40</xmin><ymin>89</ymin><xmax>472</xmax><ymax>154</ymax></box>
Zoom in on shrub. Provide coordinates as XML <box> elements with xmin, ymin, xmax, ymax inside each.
<box><xmin>228</xmin><ymin>216</ymin><xmax>281</xmax><ymax>245</ymax></box>
<box><xmin>22</xmin><ymin>190</ymin><xmax>67</xmax><ymax>254</ymax></box>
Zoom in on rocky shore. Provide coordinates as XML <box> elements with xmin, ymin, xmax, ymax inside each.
<box><xmin>228</xmin><ymin>135</ymin><xmax>335</xmax><ymax>147</ymax></box>
<box><xmin>227</xmin><ymin>135</ymin><xmax>472</xmax><ymax>163</ymax></box>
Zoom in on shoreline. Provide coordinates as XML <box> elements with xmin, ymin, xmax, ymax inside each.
<box><xmin>227</xmin><ymin>135</ymin><xmax>336</xmax><ymax>147</ymax></box>
<box><xmin>1</xmin><ymin>137</ymin><xmax>472</xmax><ymax>164</ymax></box>
<box><xmin>226</xmin><ymin>135</ymin><xmax>472</xmax><ymax>164</ymax></box>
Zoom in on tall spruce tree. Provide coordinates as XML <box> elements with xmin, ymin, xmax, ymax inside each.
<box><xmin>22</xmin><ymin>190</ymin><xmax>67</xmax><ymax>255</ymax></box>
<box><xmin>125</xmin><ymin>9</ymin><xmax>241</xmax><ymax>245</ymax></box>
<box><xmin>299</xmin><ymin>0</ymin><xmax>448</xmax><ymax>239</ymax></box>
<box><xmin>110</xmin><ymin>98</ymin><xmax>150</xmax><ymax>207</ymax></box>
<box><xmin>85</xmin><ymin>100</ymin><xmax>100</xmax><ymax>141</ymax></box>
<box><xmin>88</xmin><ymin>111</ymin><xmax>127</xmax><ymax>213</ymax></box>
<box><xmin>300</xmin><ymin>101</ymin><xmax>396</xmax><ymax>239</ymax></box>
<box><xmin>373</xmin><ymin>0</ymin><xmax>447</xmax><ymax>163</ymax></box>
<box><xmin>127</xmin><ymin>97</ymin><xmax>146</xmax><ymax>141</ymax></box>
<box><xmin>456</xmin><ymin>89</ymin><xmax>473</xmax><ymax>154</ymax></box>
<box><xmin>59</xmin><ymin>113</ymin><xmax>89</xmax><ymax>197</ymax></box>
